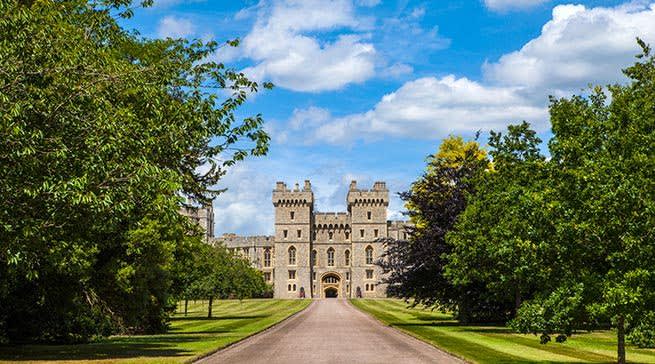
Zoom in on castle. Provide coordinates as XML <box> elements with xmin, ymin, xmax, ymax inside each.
<box><xmin>216</xmin><ymin>180</ymin><xmax>410</xmax><ymax>299</ymax></box>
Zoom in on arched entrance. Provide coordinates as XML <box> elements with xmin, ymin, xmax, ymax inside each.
<box><xmin>321</xmin><ymin>273</ymin><xmax>341</xmax><ymax>298</ymax></box>
<box><xmin>325</xmin><ymin>287</ymin><xmax>338</xmax><ymax>298</ymax></box>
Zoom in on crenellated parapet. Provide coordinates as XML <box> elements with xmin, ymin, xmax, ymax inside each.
<box><xmin>346</xmin><ymin>180</ymin><xmax>389</xmax><ymax>207</ymax></box>
<box><xmin>273</xmin><ymin>180</ymin><xmax>314</xmax><ymax>207</ymax></box>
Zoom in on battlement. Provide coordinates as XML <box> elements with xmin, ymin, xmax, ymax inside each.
<box><xmin>217</xmin><ymin>233</ymin><xmax>275</xmax><ymax>248</ymax></box>
<box><xmin>273</xmin><ymin>180</ymin><xmax>314</xmax><ymax>206</ymax></box>
<box><xmin>314</xmin><ymin>212</ymin><xmax>350</xmax><ymax>227</ymax></box>
<box><xmin>347</xmin><ymin>180</ymin><xmax>389</xmax><ymax>206</ymax></box>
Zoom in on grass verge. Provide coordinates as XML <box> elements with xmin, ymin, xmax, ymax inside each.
<box><xmin>0</xmin><ymin>299</ymin><xmax>310</xmax><ymax>364</ymax></box>
<box><xmin>351</xmin><ymin>298</ymin><xmax>655</xmax><ymax>364</ymax></box>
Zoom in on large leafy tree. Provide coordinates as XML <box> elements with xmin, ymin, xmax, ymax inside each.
<box><xmin>187</xmin><ymin>243</ymin><xmax>267</xmax><ymax>318</ymax></box>
<box><xmin>446</xmin><ymin>122</ymin><xmax>556</xmax><ymax>318</ymax></box>
<box><xmin>0</xmin><ymin>0</ymin><xmax>270</xmax><ymax>342</ymax></box>
<box><xmin>512</xmin><ymin>42</ymin><xmax>655</xmax><ymax>364</ymax></box>
<box><xmin>379</xmin><ymin>136</ymin><xmax>509</xmax><ymax>322</ymax></box>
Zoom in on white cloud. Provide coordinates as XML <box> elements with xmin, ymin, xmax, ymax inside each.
<box><xmin>157</xmin><ymin>16</ymin><xmax>195</xmax><ymax>38</ymax></box>
<box><xmin>286</xmin><ymin>76</ymin><xmax>546</xmax><ymax>144</ymax></box>
<box><xmin>484</xmin><ymin>3</ymin><xmax>655</xmax><ymax>91</ymax></box>
<box><xmin>484</xmin><ymin>0</ymin><xmax>549</xmax><ymax>12</ymax></box>
<box><xmin>212</xmin><ymin>164</ymin><xmax>275</xmax><ymax>235</ymax></box>
<box><xmin>211</xmin><ymin>155</ymin><xmax>410</xmax><ymax>235</ymax></box>
<box><xmin>230</xmin><ymin>0</ymin><xmax>376</xmax><ymax>92</ymax></box>
<box><xmin>375</xmin><ymin>7</ymin><xmax>450</xmax><ymax>67</ymax></box>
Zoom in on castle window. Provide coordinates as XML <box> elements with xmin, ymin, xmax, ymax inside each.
<box><xmin>367</xmin><ymin>211</ymin><xmax>371</xmax><ymax>220</ymax></box>
<box><xmin>289</xmin><ymin>270</ymin><xmax>296</xmax><ymax>280</ymax></box>
<box><xmin>403</xmin><ymin>232</ymin><xmax>407</xmax><ymax>239</ymax></box>
<box><xmin>365</xmin><ymin>283</ymin><xmax>369</xmax><ymax>291</ymax></box>
<box><xmin>370</xmin><ymin>284</ymin><xmax>375</xmax><ymax>291</ymax></box>
<box><xmin>328</xmin><ymin>231</ymin><xmax>333</xmax><ymax>240</ymax></box>
<box><xmin>345</xmin><ymin>231</ymin><xmax>350</xmax><ymax>239</ymax></box>
<box><xmin>311</xmin><ymin>249</ymin><xmax>317</xmax><ymax>266</ymax></box>
<box><xmin>374</xmin><ymin>229</ymin><xmax>378</xmax><ymax>238</ymax></box>
<box><xmin>297</xmin><ymin>229</ymin><xmax>302</xmax><ymax>238</ymax></box>
<box><xmin>365</xmin><ymin>246</ymin><xmax>373</xmax><ymax>264</ymax></box>
<box><xmin>290</xmin><ymin>211</ymin><xmax>295</xmax><ymax>220</ymax></box>
<box><xmin>264</xmin><ymin>272</ymin><xmax>271</xmax><ymax>281</ymax></box>
<box><xmin>264</xmin><ymin>248</ymin><xmax>271</xmax><ymax>267</ymax></box>
<box><xmin>283</xmin><ymin>230</ymin><xmax>288</xmax><ymax>239</ymax></box>
<box><xmin>345</xmin><ymin>250</ymin><xmax>350</xmax><ymax>266</ymax></box>
<box><xmin>360</xmin><ymin>229</ymin><xmax>365</xmax><ymax>238</ymax></box>
<box><xmin>243</xmin><ymin>247</ymin><xmax>249</xmax><ymax>255</ymax></box>
<box><xmin>366</xmin><ymin>269</ymin><xmax>373</xmax><ymax>279</ymax></box>
<box><xmin>327</xmin><ymin>247</ymin><xmax>335</xmax><ymax>267</ymax></box>
<box><xmin>288</xmin><ymin>246</ymin><xmax>296</xmax><ymax>265</ymax></box>
<box><xmin>292</xmin><ymin>284</ymin><xmax>296</xmax><ymax>291</ymax></box>
<box><xmin>346</xmin><ymin>272</ymin><xmax>350</xmax><ymax>280</ymax></box>
<box><xmin>313</xmin><ymin>272</ymin><xmax>317</xmax><ymax>281</ymax></box>
<box><xmin>288</xmin><ymin>284</ymin><xmax>292</xmax><ymax>291</ymax></box>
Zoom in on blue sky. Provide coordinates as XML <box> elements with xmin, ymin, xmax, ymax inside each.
<box><xmin>124</xmin><ymin>0</ymin><xmax>655</xmax><ymax>235</ymax></box>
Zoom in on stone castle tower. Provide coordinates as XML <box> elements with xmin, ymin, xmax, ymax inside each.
<box><xmin>271</xmin><ymin>180</ymin><xmax>394</xmax><ymax>299</ymax></box>
<box><xmin>217</xmin><ymin>179</ymin><xmax>410</xmax><ymax>299</ymax></box>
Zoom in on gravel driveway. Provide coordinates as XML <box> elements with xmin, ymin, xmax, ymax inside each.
<box><xmin>197</xmin><ymin>299</ymin><xmax>464</xmax><ymax>364</ymax></box>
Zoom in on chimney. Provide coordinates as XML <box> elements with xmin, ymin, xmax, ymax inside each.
<box><xmin>349</xmin><ymin>180</ymin><xmax>357</xmax><ymax>190</ymax></box>
<box><xmin>303</xmin><ymin>180</ymin><xmax>312</xmax><ymax>191</ymax></box>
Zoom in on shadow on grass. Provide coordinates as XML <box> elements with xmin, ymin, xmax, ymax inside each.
<box><xmin>169</xmin><ymin>315</ymin><xmax>268</xmax><ymax>321</ymax></box>
<box><xmin>0</xmin><ymin>340</ymin><xmax>195</xmax><ymax>361</ymax></box>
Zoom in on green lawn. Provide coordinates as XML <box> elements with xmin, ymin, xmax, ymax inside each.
<box><xmin>0</xmin><ymin>299</ymin><xmax>310</xmax><ymax>364</ymax></box>
<box><xmin>351</xmin><ymin>299</ymin><xmax>655</xmax><ymax>364</ymax></box>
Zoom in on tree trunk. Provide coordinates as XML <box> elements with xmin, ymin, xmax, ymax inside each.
<box><xmin>184</xmin><ymin>299</ymin><xmax>188</xmax><ymax>316</ymax></box>
<box><xmin>514</xmin><ymin>288</ymin><xmax>522</xmax><ymax>314</ymax></box>
<box><xmin>617</xmin><ymin>315</ymin><xmax>626</xmax><ymax>364</ymax></box>
<box><xmin>208</xmin><ymin>296</ymin><xmax>213</xmax><ymax>318</ymax></box>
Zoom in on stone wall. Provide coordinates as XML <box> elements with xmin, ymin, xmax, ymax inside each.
<box><xmin>217</xmin><ymin>179</ymin><xmax>411</xmax><ymax>299</ymax></box>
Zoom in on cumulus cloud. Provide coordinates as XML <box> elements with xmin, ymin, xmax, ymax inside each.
<box><xmin>211</xmin><ymin>157</ymin><xmax>410</xmax><ymax>235</ymax></box>
<box><xmin>283</xmin><ymin>76</ymin><xmax>546</xmax><ymax>144</ymax></box>
<box><xmin>157</xmin><ymin>16</ymin><xmax>195</xmax><ymax>38</ymax></box>
<box><xmin>484</xmin><ymin>3</ymin><xmax>655</xmax><ymax>91</ymax></box>
<box><xmin>212</xmin><ymin>164</ymin><xmax>276</xmax><ymax>235</ymax></box>
<box><xmin>229</xmin><ymin>0</ymin><xmax>376</xmax><ymax>92</ymax></box>
<box><xmin>484</xmin><ymin>0</ymin><xmax>550</xmax><ymax>12</ymax></box>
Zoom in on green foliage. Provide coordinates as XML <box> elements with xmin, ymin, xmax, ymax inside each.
<box><xmin>0</xmin><ymin>0</ymin><xmax>270</xmax><ymax>342</ymax></box>
<box><xmin>509</xmin><ymin>284</ymin><xmax>587</xmax><ymax>344</ymax></box>
<box><xmin>188</xmin><ymin>243</ymin><xmax>268</xmax><ymax>303</ymax></box>
<box><xmin>627</xmin><ymin>312</ymin><xmax>655</xmax><ymax>348</ymax></box>
<box><xmin>419</xmin><ymin>39</ymin><xmax>655</xmax><ymax>364</ymax></box>
<box><xmin>446</xmin><ymin>122</ymin><xmax>553</xmax><ymax>319</ymax></box>
<box><xmin>380</xmin><ymin>136</ymin><xmax>508</xmax><ymax>322</ymax></box>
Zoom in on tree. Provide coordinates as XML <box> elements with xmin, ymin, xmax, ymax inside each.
<box><xmin>510</xmin><ymin>41</ymin><xmax>655</xmax><ymax>364</ymax></box>
<box><xmin>446</xmin><ymin>122</ymin><xmax>556</xmax><ymax>319</ymax></box>
<box><xmin>188</xmin><ymin>244</ymin><xmax>267</xmax><ymax>318</ymax></box>
<box><xmin>379</xmin><ymin>136</ymin><xmax>508</xmax><ymax>321</ymax></box>
<box><xmin>0</xmin><ymin>0</ymin><xmax>270</xmax><ymax>342</ymax></box>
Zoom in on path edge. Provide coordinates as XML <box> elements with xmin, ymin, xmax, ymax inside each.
<box><xmin>188</xmin><ymin>300</ymin><xmax>314</xmax><ymax>364</ymax></box>
<box><xmin>347</xmin><ymin>299</ymin><xmax>470</xmax><ymax>364</ymax></box>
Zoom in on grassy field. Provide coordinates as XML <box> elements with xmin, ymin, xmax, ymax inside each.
<box><xmin>351</xmin><ymin>299</ymin><xmax>655</xmax><ymax>364</ymax></box>
<box><xmin>0</xmin><ymin>299</ymin><xmax>310</xmax><ymax>364</ymax></box>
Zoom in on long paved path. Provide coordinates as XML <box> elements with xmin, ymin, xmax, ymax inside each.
<box><xmin>197</xmin><ymin>299</ymin><xmax>463</xmax><ymax>364</ymax></box>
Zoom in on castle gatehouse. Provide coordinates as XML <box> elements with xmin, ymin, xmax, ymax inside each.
<box><xmin>217</xmin><ymin>180</ymin><xmax>410</xmax><ymax>299</ymax></box>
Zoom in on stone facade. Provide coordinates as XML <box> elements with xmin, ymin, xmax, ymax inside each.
<box><xmin>180</xmin><ymin>203</ymin><xmax>214</xmax><ymax>241</ymax></box>
<box><xmin>216</xmin><ymin>180</ymin><xmax>411</xmax><ymax>299</ymax></box>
